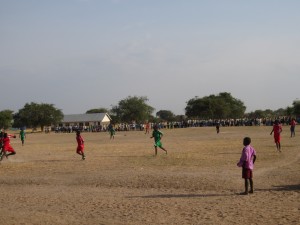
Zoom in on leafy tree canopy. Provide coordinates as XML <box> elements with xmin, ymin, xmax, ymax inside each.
<box><xmin>156</xmin><ymin>110</ymin><xmax>175</xmax><ymax>122</ymax></box>
<box><xmin>111</xmin><ymin>96</ymin><xmax>154</xmax><ymax>123</ymax></box>
<box><xmin>86</xmin><ymin>108</ymin><xmax>109</xmax><ymax>114</ymax></box>
<box><xmin>293</xmin><ymin>100</ymin><xmax>300</xmax><ymax>116</ymax></box>
<box><xmin>185</xmin><ymin>92</ymin><xmax>246</xmax><ymax>119</ymax></box>
<box><xmin>13</xmin><ymin>102</ymin><xmax>63</xmax><ymax>130</ymax></box>
<box><xmin>0</xmin><ymin>110</ymin><xmax>14</xmax><ymax>129</ymax></box>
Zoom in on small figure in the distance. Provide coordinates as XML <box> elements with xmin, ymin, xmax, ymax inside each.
<box><xmin>150</xmin><ymin>125</ymin><xmax>167</xmax><ymax>156</ymax></box>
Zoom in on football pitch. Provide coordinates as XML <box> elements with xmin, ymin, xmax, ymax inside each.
<box><xmin>0</xmin><ymin>126</ymin><xmax>299</xmax><ymax>225</ymax></box>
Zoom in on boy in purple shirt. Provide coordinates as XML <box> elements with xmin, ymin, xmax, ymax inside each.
<box><xmin>237</xmin><ymin>137</ymin><xmax>257</xmax><ymax>195</ymax></box>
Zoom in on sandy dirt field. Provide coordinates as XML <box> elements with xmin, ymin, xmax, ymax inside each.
<box><xmin>0</xmin><ymin>126</ymin><xmax>299</xmax><ymax>225</ymax></box>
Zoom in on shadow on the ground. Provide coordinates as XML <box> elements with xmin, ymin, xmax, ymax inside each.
<box><xmin>128</xmin><ymin>184</ymin><xmax>300</xmax><ymax>199</ymax></box>
<box><xmin>256</xmin><ymin>184</ymin><xmax>300</xmax><ymax>192</ymax></box>
<box><xmin>272</xmin><ymin>184</ymin><xmax>300</xmax><ymax>191</ymax></box>
<box><xmin>128</xmin><ymin>193</ymin><xmax>234</xmax><ymax>199</ymax></box>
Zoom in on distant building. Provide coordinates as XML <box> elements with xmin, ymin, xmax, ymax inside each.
<box><xmin>59</xmin><ymin>113</ymin><xmax>112</xmax><ymax>127</ymax></box>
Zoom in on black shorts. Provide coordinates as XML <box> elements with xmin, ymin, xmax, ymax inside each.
<box><xmin>242</xmin><ymin>168</ymin><xmax>253</xmax><ymax>179</ymax></box>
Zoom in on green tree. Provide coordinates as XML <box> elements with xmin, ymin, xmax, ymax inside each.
<box><xmin>185</xmin><ymin>92</ymin><xmax>246</xmax><ymax>119</ymax></box>
<box><xmin>0</xmin><ymin>110</ymin><xmax>14</xmax><ymax>129</ymax></box>
<box><xmin>246</xmin><ymin>110</ymin><xmax>267</xmax><ymax>118</ymax></box>
<box><xmin>293</xmin><ymin>100</ymin><xmax>300</xmax><ymax>116</ymax></box>
<box><xmin>86</xmin><ymin>108</ymin><xmax>109</xmax><ymax>114</ymax></box>
<box><xmin>218</xmin><ymin>92</ymin><xmax>245</xmax><ymax>118</ymax></box>
<box><xmin>274</xmin><ymin>108</ymin><xmax>287</xmax><ymax>117</ymax></box>
<box><xmin>185</xmin><ymin>97</ymin><xmax>210</xmax><ymax>119</ymax></box>
<box><xmin>286</xmin><ymin>106</ymin><xmax>294</xmax><ymax>117</ymax></box>
<box><xmin>14</xmin><ymin>102</ymin><xmax>63</xmax><ymax>131</ymax></box>
<box><xmin>174</xmin><ymin>115</ymin><xmax>187</xmax><ymax>122</ymax></box>
<box><xmin>111</xmin><ymin>96</ymin><xmax>154</xmax><ymax>123</ymax></box>
<box><xmin>148</xmin><ymin>114</ymin><xmax>159</xmax><ymax>123</ymax></box>
<box><xmin>156</xmin><ymin>110</ymin><xmax>175</xmax><ymax>121</ymax></box>
<box><xmin>263</xmin><ymin>109</ymin><xmax>274</xmax><ymax>118</ymax></box>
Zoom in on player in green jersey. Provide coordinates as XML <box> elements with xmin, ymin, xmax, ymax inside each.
<box><xmin>150</xmin><ymin>125</ymin><xmax>167</xmax><ymax>155</ymax></box>
<box><xmin>19</xmin><ymin>128</ymin><xmax>26</xmax><ymax>146</ymax></box>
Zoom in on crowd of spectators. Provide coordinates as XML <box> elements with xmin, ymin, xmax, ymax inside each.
<box><xmin>52</xmin><ymin>116</ymin><xmax>297</xmax><ymax>133</ymax></box>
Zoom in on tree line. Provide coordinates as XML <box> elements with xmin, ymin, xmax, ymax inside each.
<box><xmin>0</xmin><ymin>92</ymin><xmax>299</xmax><ymax>130</ymax></box>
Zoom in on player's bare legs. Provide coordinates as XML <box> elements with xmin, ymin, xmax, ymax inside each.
<box><xmin>154</xmin><ymin>146</ymin><xmax>157</xmax><ymax>156</ymax></box>
<box><xmin>160</xmin><ymin>147</ymin><xmax>167</xmax><ymax>155</ymax></box>
<box><xmin>77</xmin><ymin>151</ymin><xmax>85</xmax><ymax>160</ymax></box>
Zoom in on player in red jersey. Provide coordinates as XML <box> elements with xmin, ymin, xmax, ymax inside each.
<box><xmin>270</xmin><ymin>120</ymin><xmax>282</xmax><ymax>152</ymax></box>
<box><xmin>76</xmin><ymin>130</ymin><xmax>85</xmax><ymax>160</ymax></box>
<box><xmin>290</xmin><ymin>118</ymin><xmax>296</xmax><ymax>137</ymax></box>
<box><xmin>145</xmin><ymin>122</ymin><xmax>150</xmax><ymax>134</ymax></box>
<box><xmin>0</xmin><ymin>132</ymin><xmax>17</xmax><ymax>160</ymax></box>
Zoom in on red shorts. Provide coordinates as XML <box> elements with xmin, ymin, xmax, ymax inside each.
<box><xmin>3</xmin><ymin>146</ymin><xmax>15</xmax><ymax>153</ymax></box>
<box><xmin>77</xmin><ymin>145</ymin><xmax>84</xmax><ymax>153</ymax></box>
<box><xmin>274</xmin><ymin>134</ymin><xmax>280</xmax><ymax>143</ymax></box>
<box><xmin>242</xmin><ymin>168</ymin><xmax>253</xmax><ymax>179</ymax></box>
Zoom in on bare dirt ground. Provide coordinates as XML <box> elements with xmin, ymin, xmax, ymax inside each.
<box><xmin>0</xmin><ymin>126</ymin><xmax>299</xmax><ymax>225</ymax></box>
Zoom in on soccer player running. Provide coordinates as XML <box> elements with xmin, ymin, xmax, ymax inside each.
<box><xmin>0</xmin><ymin>130</ymin><xmax>4</xmax><ymax>156</ymax></box>
<box><xmin>76</xmin><ymin>130</ymin><xmax>85</xmax><ymax>160</ymax></box>
<box><xmin>150</xmin><ymin>125</ymin><xmax>167</xmax><ymax>156</ymax></box>
<box><xmin>270</xmin><ymin>119</ymin><xmax>282</xmax><ymax>152</ymax></box>
<box><xmin>0</xmin><ymin>132</ymin><xmax>17</xmax><ymax>160</ymax></box>
<box><xmin>19</xmin><ymin>128</ymin><xmax>26</xmax><ymax>146</ymax></box>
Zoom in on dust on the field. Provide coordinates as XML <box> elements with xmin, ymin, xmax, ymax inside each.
<box><xmin>0</xmin><ymin>126</ymin><xmax>299</xmax><ymax>225</ymax></box>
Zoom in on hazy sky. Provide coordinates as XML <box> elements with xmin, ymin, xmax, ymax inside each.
<box><xmin>1</xmin><ymin>0</ymin><xmax>299</xmax><ymax>115</ymax></box>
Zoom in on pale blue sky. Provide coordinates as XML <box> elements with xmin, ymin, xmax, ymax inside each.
<box><xmin>1</xmin><ymin>0</ymin><xmax>299</xmax><ymax>115</ymax></box>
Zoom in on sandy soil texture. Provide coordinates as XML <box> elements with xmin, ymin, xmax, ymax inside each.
<box><xmin>0</xmin><ymin>126</ymin><xmax>299</xmax><ymax>225</ymax></box>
